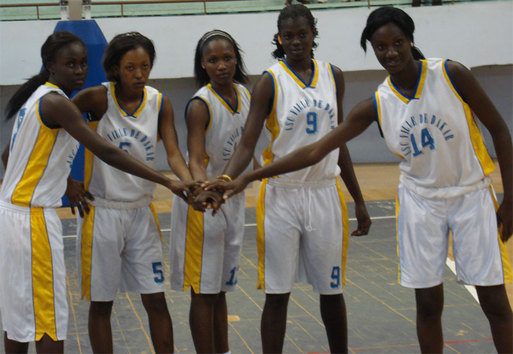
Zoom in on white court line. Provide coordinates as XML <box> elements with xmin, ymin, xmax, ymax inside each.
<box><xmin>445</xmin><ymin>257</ymin><xmax>480</xmax><ymax>303</ymax></box>
<box><xmin>62</xmin><ymin>213</ymin><xmax>481</xmax><ymax>304</ymax></box>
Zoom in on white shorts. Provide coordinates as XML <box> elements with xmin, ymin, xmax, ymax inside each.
<box><xmin>169</xmin><ymin>193</ymin><xmax>245</xmax><ymax>294</ymax></box>
<box><xmin>77</xmin><ymin>203</ymin><xmax>165</xmax><ymax>301</ymax></box>
<box><xmin>0</xmin><ymin>201</ymin><xmax>67</xmax><ymax>342</ymax></box>
<box><xmin>397</xmin><ymin>184</ymin><xmax>512</xmax><ymax>288</ymax></box>
<box><xmin>256</xmin><ymin>178</ymin><xmax>349</xmax><ymax>294</ymax></box>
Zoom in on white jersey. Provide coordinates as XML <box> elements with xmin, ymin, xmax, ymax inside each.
<box><xmin>262</xmin><ymin>59</ymin><xmax>340</xmax><ymax>183</ymax></box>
<box><xmin>85</xmin><ymin>82</ymin><xmax>163</xmax><ymax>204</ymax></box>
<box><xmin>0</xmin><ymin>83</ymin><xmax>79</xmax><ymax>208</ymax></box>
<box><xmin>375</xmin><ymin>58</ymin><xmax>494</xmax><ymax>198</ymax></box>
<box><xmin>189</xmin><ymin>83</ymin><xmax>251</xmax><ymax>178</ymax></box>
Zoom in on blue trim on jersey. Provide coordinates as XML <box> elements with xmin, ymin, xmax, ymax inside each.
<box><xmin>38</xmin><ymin>97</ymin><xmax>60</xmax><ymax>129</ymax></box>
<box><xmin>187</xmin><ymin>96</ymin><xmax>211</xmax><ymax>130</ymax></box>
<box><xmin>443</xmin><ymin>60</ymin><xmax>465</xmax><ymax>101</ymax></box>
<box><xmin>329</xmin><ymin>63</ymin><xmax>338</xmax><ymax>95</ymax></box>
<box><xmin>373</xmin><ymin>95</ymin><xmax>384</xmax><ymax>138</ymax></box>
<box><xmin>389</xmin><ymin>60</ymin><xmax>424</xmax><ymax>100</ymax></box>
<box><xmin>280</xmin><ymin>59</ymin><xmax>315</xmax><ymax>87</ymax></box>
<box><xmin>158</xmin><ymin>94</ymin><xmax>165</xmax><ymax>115</ymax></box>
<box><xmin>264</xmin><ymin>71</ymin><xmax>275</xmax><ymax>115</ymax></box>
<box><xmin>209</xmin><ymin>84</ymin><xmax>239</xmax><ymax>113</ymax></box>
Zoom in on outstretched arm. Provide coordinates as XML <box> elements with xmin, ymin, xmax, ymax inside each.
<box><xmin>222</xmin><ymin>73</ymin><xmax>274</xmax><ymax>179</ymax></box>
<box><xmin>159</xmin><ymin>95</ymin><xmax>194</xmax><ymax>184</ymax></box>
<box><xmin>447</xmin><ymin>61</ymin><xmax>513</xmax><ymax>241</ymax></box>
<box><xmin>44</xmin><ymin>93</ymin><xmax>190</xmax><ymax>200</ymax></box>
<box><xmin>209</xmin><ymin>98</ymin><xmax>377</xmax><ymax>198</ymax></box>
<box><xmin>332</xmin><ymin>66</ymin><xmax>371</xmax><ymax>236</ymax></box>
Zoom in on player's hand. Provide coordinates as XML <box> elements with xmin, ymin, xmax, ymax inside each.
<box><xmin>192</xmin><ymin>190</ymin><xmax>224</xmax><ymax>213</ymax></box>
<box><xmin>351</xmin><ymin>200</ymin><xmax>371</xmax><ymax>236</ymax></box>
<box><xmin>166</xmin><ymin>179</ymin><xmax>192</xmax><ymax>202</ymax></box>
<box><xmin>65</xmin><ymin>177</ymin><xmax>94</xmax><ymax>218</ymax></box>
<box><xmin>203</xmin><ymin>175</ymin><xmax>249</xmax><ymax>199</ymax></box>
<box><xmin>497</xmin><ymin>198</ymin><xmax>512</xmax><ymax>242</ymax></box>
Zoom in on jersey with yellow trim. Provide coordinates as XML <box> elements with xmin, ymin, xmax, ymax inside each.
<box><xmin>374</xmin><ymin>58</ymin><xmax>494</xmax><ymax>193</ymax></box>
<box><xmin>85</xmin><ymin>82</ymin><xmax>162</xmax><ymax>203</ymax></box>
<box><xmin>263</xmin><ymin>59</ymin><xmax>340</xmax><ymax>183</ymax></box>
<box><xmin>190</xmin><ymin>83</ymin><xmax>251</xmax><ymax>178</ymax></box>
<box><xmin>0</xmin><ymin>83</ymin><xmax>79</xmax><ymax>208</ymax></box>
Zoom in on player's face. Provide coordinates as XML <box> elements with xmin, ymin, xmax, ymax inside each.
<box><xmin>370</xmin><ymin>22</ymin><xmax>414</xmax><ymax>75</ymax></box>
<box><xmin>279</xmin><ymin>16</ymin><xmax>315</xmax><ymax>61</ymax></box>
<box><xmin>47</xmin><ymin>42</ymin><xmax>88</xmax><ymax>95</ymax></box>
<box><xmin>117</xmin><ymin>46</ymin><xmax>151</xmax><ymax>92</ymax></box>
<box><xmin>201</xmin><ymin>38</ymin><xmax>237</xmax><ymax>88</ymax></box>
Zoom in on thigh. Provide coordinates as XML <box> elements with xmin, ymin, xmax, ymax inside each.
<box><xmin>258</xmin><ymin>183</ymin><xmax>301</xmax><ymax>294</ymax></box>
<box><xmin>221</xmin><ymin>194</ymin><xmax>245</xmax><ymax>292</ymax></box>
<box><xmin>121</xmin><ymin>205</ymin><xmax>165</xmax><ymax>294</ymax></box>
<box><xmin>397</xmin><ymin>184</ymin><xmax>449</xmax><ymax>288</ymax></box>
<box><xmin>451</xmin><ymin>187</ymin><xmax>511</xmax><ymax>285</ymax></box>
<box><xmin>0</xmin><ymin>205</ymin><xmax>67</xmax><ymax>342</ymax></box>
<box><xmin>300</xmin><ymin>183</ymin><xmax>348</xmax><ymax>294</ymax></box>
<box><xmin>79</xmin><ymin>206</ymin><xmax>124</xmax><ymax>301</ymax></box>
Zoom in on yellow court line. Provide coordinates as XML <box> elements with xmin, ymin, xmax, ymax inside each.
<box><xmin>228</xmin><ymin>322</ymin><xmax>254</xmax><ymax>353</ymax></box>
<box><xmin>125</xmin><ymin>293</ymin><xmax>155</xmax><ymax>353</ymax></box>
<box><xmin>289</xmin><ymin>296</ymin><xmax>324</xmax><ymax>327</ymax></box>
<box><xmin>346</xmin><ymin>278</ymin><xmax>415</xmax><ymax>326</ymax></box>
<box><xmin>112</xmin><ymin>306</ymin><xmax>131</xmax><ymax>353</ymax></box>
<box><xmin>237</xmin><ymin>285</ymin><xmax>263</xmax><ymax>311</ymax></box>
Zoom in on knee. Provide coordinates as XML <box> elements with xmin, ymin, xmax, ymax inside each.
<box><xmin>415</xmin><ymin>287</ymin><xmax>443</xmax><ymax>319</ymax></box>
<box><xmin>477</xmin><ymin>285</ymin><xmax>513</xmax><ymax>319</ymax></box>
<box><xmin>142</xmin><ymin>293</ymin><xmax>169</xmax><ymax>314</ymax></box>
<box><xmin>90</xmin><ymin>301</ymin><xmax>113</xmax><ymax>317</ymax></box>
<box><xmin>265</xmin><ymin>293</ymin><xmax>290</xmax><ymax>310</ymax></box>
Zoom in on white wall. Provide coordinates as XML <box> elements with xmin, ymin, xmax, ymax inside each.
<box><xmin>1</xmin><ymin>2</ymin><xmax>512</xmax><ymax>176</ymax></box>
<box><xmin>0</xmin><ymin>1</ymin><xmax>512</xmax><ymax>84</ymax></box>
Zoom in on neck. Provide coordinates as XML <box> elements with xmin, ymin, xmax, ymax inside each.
<box><xmin>115</xmin><ymin>83</ymin><xmax>143</xmax><ymax>102</ymax></box>
<box><xmin>390</xmin><ymin>59</ymin><xmax>421</xmax><ymax>90</ymax></box>
<box><xmin>210</xmin><ymin>81</ymin><xmax>234</xmax><ymax>97</ymax></box>
<box><xmin>285</xmin><ymin>56</ymin><xmax>312</xmax><ymax>71</ymax></box>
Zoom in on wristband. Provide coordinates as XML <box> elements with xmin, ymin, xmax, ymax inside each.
<box><xmin>217</xmin><ymin>174</ymin><xmax>232</xmax><ymax>182</ymax></box>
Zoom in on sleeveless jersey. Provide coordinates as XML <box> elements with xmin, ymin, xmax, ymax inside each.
<box><xmin>374</xmin><ymin>58</ymin><xmax>494</xmax><ymax>198</ymax></box>
<box><xmin>189</xmin><ymin>83</ymin><xmax>251</xmax><ymax>178</ymax></box>
<box><xmin>84</xmin><ymin>82</ymin><xmax>163</xmax><ymax>203</ymax></box>
<box><xmin>0</xmin><ymin>83</ymin><xmax>79</xmax><ymax>208</ymax></box>
<box><xmin>263</xmin><ymin>59</ymin><xmax>340</xmax><ymax>183</ymax></box>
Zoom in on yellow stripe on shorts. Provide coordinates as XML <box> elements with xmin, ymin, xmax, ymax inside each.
<box><xmin>31</xmin><ymin>208</ymin><xmax>58</xmax><ymax>341</ymax></box>
<box><xmin>183</xmin><ymin>205</ymin><xmax>205</xmax><ymax>293</ymax></box>
<box><xmin>335</xmin><ymin>179</ymin><xmax>349</xmax><ymax>286</ymax></box>
<box><xmin>80</xmin><ymin>206</ymin><xmax>96</xmax><ymax>301</ymax></box>
<box><xmin>256</xmin><ymin>180</ymin><xmax>267</xmax><ymax>291</ymax></box>
<box><xmin>489</xmin><ymin>186</ymin><xmax>512</xmax><ymax>283</ymax></box>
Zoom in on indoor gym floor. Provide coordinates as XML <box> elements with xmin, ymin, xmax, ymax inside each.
<box><xmin>0</xmin><ymin>162</ymin><xmax>511</xmax><ymax>353</ymax></box>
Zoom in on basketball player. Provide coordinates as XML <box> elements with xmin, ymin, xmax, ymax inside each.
<box><xmin>71</xmin><ymin>32</ymin><xmax>192</xmax><ymax>353</ymax></box>
<box><xmin>205</xmin><ymin>5</ymin><xmax>371</xmax><ymax>353</ymax></box>
<box><xmin>210</xmin><ymin>7</ymin><xmax>513</xmax><ymax>353</ymax></box>
<box><xmin>0</xmin><ymin>31</ymin><xmax>189</xmax><ymax>354</ymax></box>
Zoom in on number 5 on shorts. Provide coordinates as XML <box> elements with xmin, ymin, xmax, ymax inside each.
<box><xmin>330</xmin><ymin>266</ymin><xmax>340</xmax><ymax>288</ymax></box>
<box><xmin>152</xmin><ymin>261</ymin><xmax>164</xmax><ymax>284</ymax></box>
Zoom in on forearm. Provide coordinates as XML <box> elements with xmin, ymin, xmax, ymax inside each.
<box><xmin>492</xmin><ymin>130</ymin><xmax>513</xmax><ymax>201</ymax></box>
<box><xmin>189</xmin><ymin>159</ymin><xmax>208</xmax><ymax>181</ymax></box>
<box><xmin>167</xmin><ymin>153</ymin><xmax>193</xmax><ymax>183</ymax></box>
<box><xmin>93</xmin><ymin>144</ymin><xmax>170</xmax><ymax>186</ymax></box>
<box><xmin>240</xmin><ymin>145</ymin><xmax>322</xmax><ymax>184</ymax></box>
<box><xmin>338</xmin><ymin>144</ymin><xmax>365</xmax><ymax>204</ymax></box>
<box><xmin>223</xmin><ymin>142</ymin><xmax>258</xmax><ymax>179</ymax></box>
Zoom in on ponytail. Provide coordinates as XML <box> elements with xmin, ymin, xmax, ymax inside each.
<box><xmin>5</xmin><ymin>70</ymin><xmax>50</xmax><ymax>120</ymax></box>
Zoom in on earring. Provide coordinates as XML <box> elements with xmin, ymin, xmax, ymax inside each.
<box><xmin>277</xmin><ymin>35</ymin><xmax>282</xmax><ymax>45</ymax></box>
<box><xmin>410</xmin><ymin>42</ymin><xmax>414</xmax><ymax>48</ymax></box>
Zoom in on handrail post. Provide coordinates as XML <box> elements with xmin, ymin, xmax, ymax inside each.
<box><xmin>204</xmin><ymin>0</ymin><xmax>206</xmax><ymax>14</ymax></box>
<box><xmin>36</xmin><ymin>4</ymin><xmax>40</xmax><ymax>19</ymax></box>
